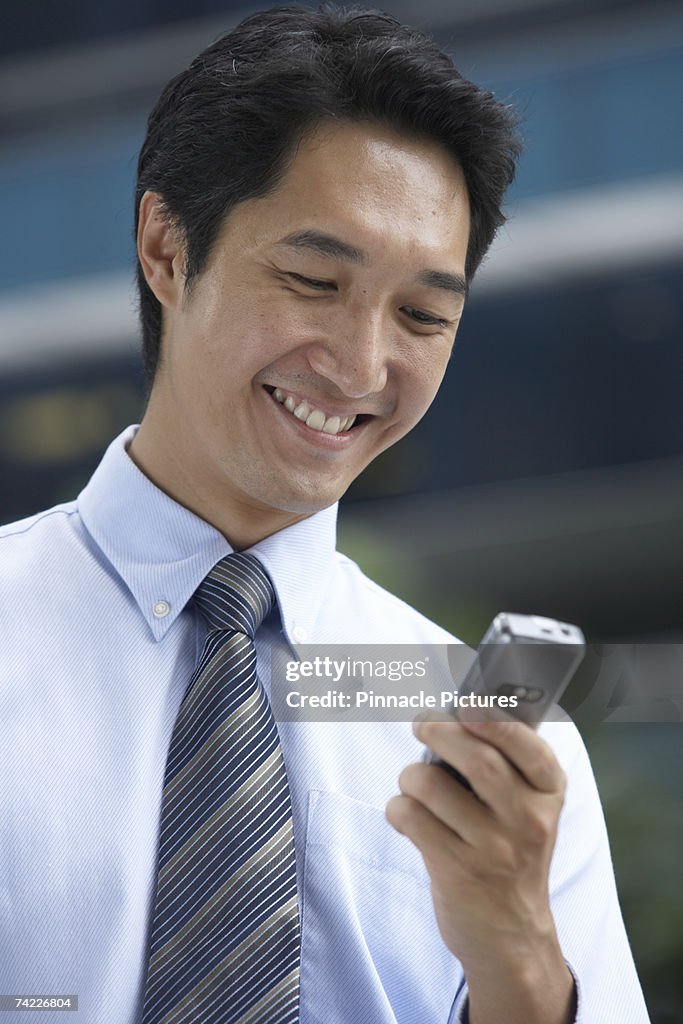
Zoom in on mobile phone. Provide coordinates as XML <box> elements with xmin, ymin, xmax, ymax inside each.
<box><xmin>423</xmin><ymin>612</ymin><xmax>586</xmax><ymax>787</ymax></box>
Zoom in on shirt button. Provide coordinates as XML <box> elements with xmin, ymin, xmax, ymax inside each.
<box><xmin>153</xmin><ymin>600</ymin><xmax>171</xmax><ymax>618</ymax></box>
<box><xmin>292</xmin><ymin>625</ymin><xmax>308</xmax><ymax>643</ymax></box>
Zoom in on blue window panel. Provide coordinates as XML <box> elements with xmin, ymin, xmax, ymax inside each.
<box><xmin>480</xmin><ymin>47</ymin><xmax>683</xmax><ymax>199</ymax></box>
<box><xmin>0</xmin><ymin>48</ymin><xmax>681</xmax><ymax>291</ymax></box>
<box><xmin>0</xmin><ymin>123</ymin><xmax>143</xmax><ymax>292</ymax></box>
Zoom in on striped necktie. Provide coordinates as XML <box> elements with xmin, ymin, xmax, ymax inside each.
<box><xmin>140</xmin><ymin>552</ymin><xmax>301</xmax><ymax>1024</ymax></box>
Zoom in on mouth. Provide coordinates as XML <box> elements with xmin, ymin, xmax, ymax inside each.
<box><xmin>263</xmin><ymin>385</ymin><xmax>372</xmax><ymax>436</ymax></box>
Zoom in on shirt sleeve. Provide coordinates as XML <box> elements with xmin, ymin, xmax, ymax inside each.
<box><xmin>545</xmin><ymin>724</ymin><xmax>650</xmax><ymax>1023</ymax></box>
<box><xmin>447</xmin><ymin>963</ymin><xmax>580</xmax><ymax>1024</ymax></box>
<box><xmin>445</xmin><ymin>723</ymin><xmax>651</xmax><ymax>1024</ymax></box>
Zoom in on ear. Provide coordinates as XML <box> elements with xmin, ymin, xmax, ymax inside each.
<box><xmin>137</xmin><ymin>191</ymin><xmax>186</xmax><ymax>310</ymax></box>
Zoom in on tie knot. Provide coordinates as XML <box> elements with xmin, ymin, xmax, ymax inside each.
<box><xmin>193</xmin><ymin>553</ymin><xmax>275</xmax><ymax>639</ymax></box>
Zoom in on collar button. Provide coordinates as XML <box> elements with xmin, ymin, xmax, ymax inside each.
<box><xmin>152</xmin><ymin>600</ymin><xmax>171</xmax><ymax>619</ymax></box>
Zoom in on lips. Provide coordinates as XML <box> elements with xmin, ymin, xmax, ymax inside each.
<box><xmin>267</xmin><ymin>386</ymin><xmax>359</xmax><ymax>435</ymax></box>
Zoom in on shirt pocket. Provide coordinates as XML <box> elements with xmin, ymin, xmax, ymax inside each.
<box><xmin>299</xmin><ymin>789</ymin><xmax>463</xmax><ymax>1024</ymax></box>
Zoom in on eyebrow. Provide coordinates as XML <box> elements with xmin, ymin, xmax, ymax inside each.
<box><xmin>417</xmin><ymin>269</ymin><xmax>468</xmax><ymax>299</ymax></box>
<box><xmin>276</xmin><ymin>229</ymin><xmax>468</xmax><ymax>299</ymax></box>
<box><xmin>279</xmin><ymin>229</ymin><xmax>367</xmax><ymax>265</ymax></box>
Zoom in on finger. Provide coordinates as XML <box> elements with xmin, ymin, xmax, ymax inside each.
<box><xmin>413</xmin><ymin>717</ymin><xmax>518</xmax><ymax>811</ymax></box>
<box><xmin>397</xmin><ymin>761</ymin><xmax>492</xmax><ymax>845</ymax></box>
<box><xmin>459</xmin><ymin>718</ymin><xmax>565</xmax><ymax>795</ymax></box>
<box><xmin>385</xmin><ymin>792</ymin><xmax>468</xmax><ymax>878</ymax></box>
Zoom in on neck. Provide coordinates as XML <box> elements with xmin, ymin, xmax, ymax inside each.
<box><xmin>126</xmin><ymin>426</ymin><xmax>311</xmax><ymax>550</ymax></box>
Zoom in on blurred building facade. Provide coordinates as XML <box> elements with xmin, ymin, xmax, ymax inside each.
<box><xmin>1</xmin><ymin>0</ymin><xmax>681</xmax><ymax>642</ymax></box>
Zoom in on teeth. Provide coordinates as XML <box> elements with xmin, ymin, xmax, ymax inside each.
<box><xmin>322</xmin><ymin>416</ymin><xmax>341</xmax><ymax>435</ymax></box>
<box><xmin>270</xmin><ymin>387</ymin><xmax>357</xmax><ymax>436</ymax></box>
<box><xmin>306</xmin><ymin>409</ymin><xmax>326</xmax><ymax>431</ymax></box>
<box><xmin>293</xmin><ymin>401</ymin><xmax>311</xmax><ymax>421</ymax></box>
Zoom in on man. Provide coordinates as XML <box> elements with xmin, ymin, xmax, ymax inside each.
<box><xmin>0</xmin><ymin>6</ymin><xmax>649</xmax><ymax>1023</ymax></box>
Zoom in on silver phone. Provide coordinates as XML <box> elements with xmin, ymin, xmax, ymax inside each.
<box><xmin>423</xmin><ymin>612</ymin><xmax>586</xmax><ymax>786</ymax></box>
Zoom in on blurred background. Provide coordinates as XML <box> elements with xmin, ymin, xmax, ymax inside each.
<box><xmin>1</xmin><ymin>0</ymin><xmax>681</xmax><ymax>1018</ymax></box>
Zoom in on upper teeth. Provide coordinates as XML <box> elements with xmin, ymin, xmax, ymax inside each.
<box><xmin>272</xmin><ymin>388</ymin><xmax>356</xmax><ymax>434</ymax></box>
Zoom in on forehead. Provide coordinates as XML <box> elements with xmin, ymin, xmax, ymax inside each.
<box><xmin>225</xmin><ymin>120</ymin><xmax>470</xmax><ymax>266</ymax></box>
<box><xmin>290</xmin><ymin>119</ymin><xmax>466</xmax><ymax>194</ymax></box>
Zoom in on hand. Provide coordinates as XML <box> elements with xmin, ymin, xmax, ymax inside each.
<box><xmin>385</xmin><ymin>714</ymin><xmax>576</xmax><ymax>1024</ymax></box>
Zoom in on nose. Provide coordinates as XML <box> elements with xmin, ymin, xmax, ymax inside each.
<box><xmin>307</xmin><ymin>306</ymin><xmax>389</xmax><ymax>400</ymax></box>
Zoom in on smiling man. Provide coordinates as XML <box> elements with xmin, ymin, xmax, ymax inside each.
<box><xmin>0</xmin><ymin>6</ymin><xmax>649</xmax><ymax>1024</ymax></box>
<box><xmin>130</xmin><ymin>120</ymin><xmax>469</xmax><ymax>545</ymax></box>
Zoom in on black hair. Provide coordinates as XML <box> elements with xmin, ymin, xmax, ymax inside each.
<box><xmin>134</xmin><ymin>3</ymin><xmax>522</xmax><ymax>393</ymax></box>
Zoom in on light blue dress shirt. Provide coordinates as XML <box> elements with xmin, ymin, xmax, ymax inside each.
<box><xmin>0</xmin><ymin>425</ymin><xmax>650</xmax><ymax>1023</ymax></box>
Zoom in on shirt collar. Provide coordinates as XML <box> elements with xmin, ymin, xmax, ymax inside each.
<box><xmin>78</xmin><ymin>424</ymin><xmax>338</xmax><ymax>643</ymax></box>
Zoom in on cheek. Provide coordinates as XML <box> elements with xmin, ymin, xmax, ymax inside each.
<box><xmin>189</xmin><ymin>312</ymin><xmax>282</xmax><ymax>385</ymax></box>
<box><xmin>398</xmin><ymin>348</ymin><xmax>451</xmax><ymax>420</ymax></box>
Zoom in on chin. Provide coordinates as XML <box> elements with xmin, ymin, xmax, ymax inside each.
<box><xmin>273</xmin><ymin>493</ymin><xmax>340</xmax><ymax>516</ymax></box>
<box><xmin>264</xmin><ymin>480</ymin><xmax>347</xmax><ymax>517</ymax></box>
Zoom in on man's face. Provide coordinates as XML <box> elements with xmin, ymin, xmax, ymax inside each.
<box><xmin>135</xmin><ymin>120</ymin><xmax>470</xmax><ymax>542</ymax></box>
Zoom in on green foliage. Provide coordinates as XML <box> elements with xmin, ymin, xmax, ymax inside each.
<box><xmin>579</xmin><ymin>724</ymin><xmax>683</xmax><ymax>1022</ymax></box>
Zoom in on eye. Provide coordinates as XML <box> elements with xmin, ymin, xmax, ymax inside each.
<box><xmin>286</xmin><ymin>273</ymin><xmax>336</xmax><ymax>291</ymax></box>
<box><xmin>402</xmin><ymin>306</ymin><xmax>450</xmax><ymax>329</ymax></box>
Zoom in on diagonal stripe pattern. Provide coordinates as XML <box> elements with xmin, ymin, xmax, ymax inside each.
<box><xmin>140</xmin><ymin>553</ymin><xmax>301</xmax><ymax>1024</ymax></box>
